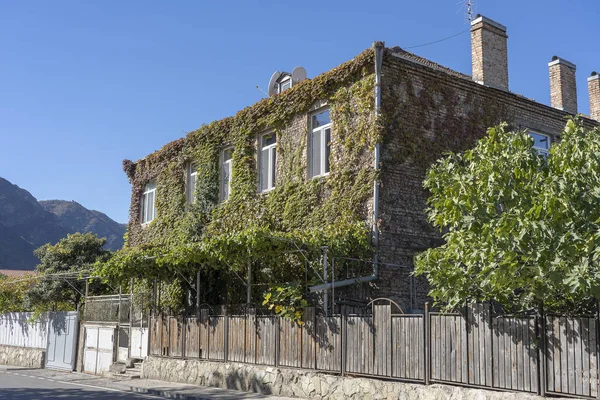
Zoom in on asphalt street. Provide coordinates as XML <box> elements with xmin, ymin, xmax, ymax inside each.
<box><xmin>0</xmin><ymin>367</ymin><xmax>302</xmax><ymax>400</ymax></box>
<box><xmin>0</xmin><ymin>369</ymin><xmax>161</xmax><ymax>400</ymax></box>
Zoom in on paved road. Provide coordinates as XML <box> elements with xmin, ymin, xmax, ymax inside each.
<box><xmin>0</xmin><ymin>367</ymin><xmax>302</xmax><ymax>400</ymax></box>
<box><xmin>0</xmin><ymin>369</ymin><xmax>160</xmax><ymax>400</ymax></box>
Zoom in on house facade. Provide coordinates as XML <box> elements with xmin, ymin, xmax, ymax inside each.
<box><xmin>121</xmin><ymin>15</ymin><xmax>600</xmax><ymax>312</ymax></box>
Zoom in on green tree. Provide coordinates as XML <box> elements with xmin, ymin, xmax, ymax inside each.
<box><xmin>26</xmin><ymin>232</ymin><xmax>110</xmax><ymax>311</ymax></box>
<box><xmin>415</xmin><ymin>119</ymin><xmax>600</xmax><ymax>313</ymax></box>
<box><xmin>0</xmin><ymin>273</ymin><xmax>35</xmax><ymax>313</ymax></box>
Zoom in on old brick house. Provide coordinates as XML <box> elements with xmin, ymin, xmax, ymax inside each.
<box><xmin>122</xmin><ymin>15</ymin><xmax>600</xmax><ymax>312</ymax></box>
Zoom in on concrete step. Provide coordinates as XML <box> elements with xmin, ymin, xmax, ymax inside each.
<box><xmin>124</xmin><ymin>367</ymin><xmax>141</xmax><ymax>379</ymax></box>
<box><xmin>134</xmin><ymin>362</ymin><xmax>142</xmax><ymax>369</ymax></box>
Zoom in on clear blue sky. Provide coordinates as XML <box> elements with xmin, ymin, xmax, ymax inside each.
<box><xmin>1</xmin><ymin>1</ymin><xmax>598</xmax><ymax>223</ymax></box>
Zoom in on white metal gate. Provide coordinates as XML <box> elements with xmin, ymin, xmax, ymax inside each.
<box><xmin>45</xmin><ymin>311</ymin><xmax>79</xmax><ymax>371</ymax></box>
<box><xmin>83</xmin><ymin>325</ymin><xmax>115</xmax><ymax>375</ymax></box>
<box><xmin>130</xmin><ymin>327</ymin><xmax>148</xmax><ymax>359</ymax></box>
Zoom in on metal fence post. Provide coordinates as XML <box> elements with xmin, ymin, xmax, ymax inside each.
<box><xmin>275</xmin><ymin>316</ymin><xmax>280</xmax><ymax>367</ymax></box>
<box><xmin>116</xmin><ymin>285</ymin><xmax>122</xmax><ymax>362</ymax></box>
<box><xmin>314</xmin><ymin>309</ymin><xmax>318</xmax><ymax>370</ymax></box>
<box><xmin>596</xmin><ymin>300</ymin><xmax>600</xmax><ymax>399</ymax></box>
<box><xmin>181</xmin><ymin>315</ymin><xmax>186</xmax><ymax>359</ymax></box>
<box><xmin>341</xmin><ymin>305</ymin><xmax>347</xmax><ymax>376</ymax></box>
<box><xmin>465</xmin><ymin>300</ymin><xmax>470</xmax><ymax>385</ymax></box>
<box><xmin>537</xmin><ymin>304</ymin><xmax>547</xmax><ymax>397</ymax></box>
<box><xmin>224</xmin><ymin>307</ymin><xmax>229</xmax><ymax>363</ymax></box>
<box><xmin>424</xmin><ymin>302</ymin><xmax>430</xmax><ymax>385</ymax></box>
<box><xmin>489</xmin><ymin>303</ymin><xmax>494</xmax><ymax>389</ymax></box>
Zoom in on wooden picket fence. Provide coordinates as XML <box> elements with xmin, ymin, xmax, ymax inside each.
<box><xmin>149</xmin><ymin>303</ymin><xmax>600</xmax><ymax>399</ymax></box>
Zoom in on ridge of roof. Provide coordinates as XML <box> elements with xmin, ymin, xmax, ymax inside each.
<box><xmin>388</xmin><ymin>46</ymin><xmax>472</xmax><ymax>80</ymax></box>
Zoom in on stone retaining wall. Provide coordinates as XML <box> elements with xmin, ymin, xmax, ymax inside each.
<box><xmin>0</xmin><ymin>344</ymin><xmax>45</xmax><ymax>368</ymax></box>
<box><xmin>142</xmin><ymin>356</ymin><xmax>567</xmax><ymax>400</ymax></box>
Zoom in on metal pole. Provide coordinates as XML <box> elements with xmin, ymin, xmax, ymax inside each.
<box><xmin>196</xmin><ymin>270</ymin><xmax>201</xmax><ymax>318</ymax></box>
<box><xmin>224</xmin><ymin>307</ymin><xmax>229</xmax><ymax>363</ymax></box>
<box><xmin>341</xmin><ymin>305</ymin><xmax>347</xmax><ymax>376</ymax></box>
<box><xmin>323</xmin><ymin>247</ymin><xmax>328</xmax><ymax>316</ymax></box>
<box><xmin>275</xmin><ymin>316</ymin><xmax>280</xmax><ymax>367</ymax></box>
<box><xmin>596</xmin><ymin>299</ymin><xmax>600</xmax><ymax>399</ymax></box>
<box><xmin>116</xmin><ymin>285</ymin><xmax>122</xmax><ymax>362</ymax></box>
<box><xmin>247</xmin><ymin>262</ymin><xmax>252</xmax><ymax>306</ymax></box>
<box><xmin>424</xmin><ymin>302</ymin><xmax>430</xmax><ymax>385</ymax></box>
<box><xmin>538</xmin><ymin>304</ymin><xmax>546</xmax><ymax>396</ymax></box>
<box><xmin>331</xmin><ymin>258</ymin><xmax>335</xmax><ymax>315</ymax></box>
<box><xmin>129</xmin><ymin>279</ymin><xmax>133</xmax><ymax>359</ymax></box>
<box><xmin>84</xmin><ymin>278</ymin><xmax>89</xmax><ymax>319</ymax></box>
<box><xmin>465</xmin><ymin>299</ymin><xmax>469</xmax><ymax>385</ymax></box>
<box><xmin>152</xmin><ymin>278</ymin><xmax>157</xmax><ymax>316</ymax></box>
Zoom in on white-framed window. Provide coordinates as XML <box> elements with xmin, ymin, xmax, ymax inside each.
<box><xmin>221</xmin><ymin>147</ymin><xmax>233</xmax><ymax>201</ymax></box>
<box><xmin>259</xmin><ymin>132</ymin><xmax>277</xmax><ymax>192</ymax></box>
<box><xmin>186</xmin><ymin>162</ymin><xmax>197</xmax><ymax>204</ymax></box>
<box><xmin>141</xmin><ymin>182</ymin><xmax>157</xmax><ymax>224</ymax></box>
<box><xmin>530</xmin><ymin>131</ymin><xmax>551</xmax><ymax>158</ymax></box>
<box><xmin>309</xmin><ymin>109</ymin><xmax>331</xmax><ymax>178</ymax></box>
<box><xmin>278</xmin><ymin>76</ymin><xmax>292</xmax><ymax>93</ymax></box>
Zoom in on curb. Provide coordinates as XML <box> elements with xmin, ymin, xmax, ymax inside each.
<box><xmin>130</xmin><ymin>386</ymin><xmax>219</xmax><ymax>400</ymax></box>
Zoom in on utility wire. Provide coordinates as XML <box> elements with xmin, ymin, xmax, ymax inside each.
<box><xmin>405</xmin><ymin>29</ymin><xmax>469</xmax><ymax>49</ymax></box>
<box><xmin>0</xmin><ymin>270</ymin><xmax>93</xmax><ymax>285</ymax></box>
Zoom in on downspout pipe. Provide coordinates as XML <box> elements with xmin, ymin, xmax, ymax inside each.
<box><xmin>309</xmin><ymin>41</ymin><xmax>385</xmax><ymax>294</ymax></box>
<box><xmin>372</xmin><ymin>40</ymin><xmax>384</xmax><ymax>279</ymax></box>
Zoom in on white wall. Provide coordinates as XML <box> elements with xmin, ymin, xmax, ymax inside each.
<box><xmin>0</xmin><ymin>312</ymin><xmax>48</xmax><ymax>349</ymax></box>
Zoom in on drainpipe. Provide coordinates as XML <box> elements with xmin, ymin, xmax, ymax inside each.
<box><xmin>372</xmin><ymin>40</ymin><xmax>384</xmax><ymax>279</ymax></box>
<box><xmin>309</xmin><ymin>41</ymin><xmax>385</xmax><ymax>294</ymax></box>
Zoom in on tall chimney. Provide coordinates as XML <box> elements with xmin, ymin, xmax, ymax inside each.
<box><xmin>549</xmin><ymin>56</ymin><xmax>578</xmax><ymax>114</ymax></box>
<box><xmin>588</xmin><ymin>72</ymin><xmax>600</xmax><ymax>122</ymax></box>
<box><xmin>470</xmin><ymin>15</ymin><xmax>509</xmax><ymax>91</ymax></box>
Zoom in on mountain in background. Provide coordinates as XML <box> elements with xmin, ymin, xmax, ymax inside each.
<box><xmin>0</xmin><ymin>177</ymin><xmax>125</xmax><ymax>270</ymax></box>
<box><xmin>39</xmin><ymin>200</ymin><xmax>125</xmax><ymax>252</ymax></box>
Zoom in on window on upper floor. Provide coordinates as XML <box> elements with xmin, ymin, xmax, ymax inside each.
<box><xmin>186</xmin><ymin>162</ymin><xmax>197</xmax><ymax>204</ymax></box>
<box><xmin>530</xmin><ymin>131</ymin><xmax>551</xmax><ymax>158</ymax></box>
<box><xmin>259</xmin><ymin>132</ymin><xmax>277</xmax><ymax>192</ymax></box>
<box><xmin>221</xmin><ymin>147</ymin><xmax>233</xmax><ymax>201</ymax></box>
<box><xmin>278</xmin><ymin>76</ymin><xmax>292</xmax><ymax>93</ymax></box>
<box><xmin>141</xmin><ymin>182</ymin><xmax>157</xmax><ymax>224</ymax></box>
<box><xmin>309</xmin><ymin>109</ymin><xmax>331</xmax><ymax>178</ymax></box>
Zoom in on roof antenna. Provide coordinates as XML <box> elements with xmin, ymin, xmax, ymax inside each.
<box><xmin>465</xmin><ymin>0</ymin><xmax>475</xmax><ymax>22</ymax></box>
<box><xmin>255</xmin><ymin>85</ymin><xmax>268</xmax><ymax>98</ymax></box>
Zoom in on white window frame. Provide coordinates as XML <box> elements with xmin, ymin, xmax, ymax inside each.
<box><xmin>278</xmin><ymin>76</ymin><xmax>292</xmax><ymax>93</ymax></box>
<box><xmin>140</xmin><ymin>182</ymin><xmax>157</xmax><ymax>225</ymax></box>
<box><xmin>221</xmin><ymin>147</ymin><xmax>233</xmax><ymax>201</ymax></box>
<box><xmin>186</xmin><ymin>162</ymin><xmax>197</xmax><ymax>204</ymax></box>
<box><xmin>529</xmin><ymin>131</ymin><xmax>551</xmax><ymax>158</ymax></box>
<box><xmin>309</xmin><ymin>109</ymin><xmax>332</xmax><ymax>179</ymax></box>
<box><xmin>259</xmin><ymin>132</ymin><xmax>277</xmax><ymax>193</ymax></box>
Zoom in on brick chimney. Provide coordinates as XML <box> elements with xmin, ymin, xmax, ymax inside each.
<box><xmin>470</xmin><ymin>15</ymin><xmax>509</xmax><ymax>91</ymax></box>
<box><xmin>549</xmin><ymin>56</ymin><xmax>578</xmax><ymax>114</ymax></box>
<box><xmin>588</xmin><ymin>72</ymin><xmax>600</xmax><ymax>121</ymax></box>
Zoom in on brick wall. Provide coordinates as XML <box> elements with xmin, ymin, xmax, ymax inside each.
<box><xmin>470</xmin><ymin>16</ymin><xmax>509</xmax><ymax>91</ymax></box>
<box><xmin>549</xmin><ymin>58</ymin><xmax>578</xmax><ymax>114</ymax></box>
<box><xmin>376</xmin><ymin>51</ymin><xmax>598</xmax><ymax>311</ymax></box>
<box><xmin>589</xmin><ymin>74</ymin><xmax>600</xmax><ymax>122</ymax></box>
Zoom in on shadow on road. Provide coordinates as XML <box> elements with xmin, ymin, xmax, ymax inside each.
<box><xmin>0</xmin><ymin>388</ymin><xmax>147</xmax><ymax>399</ymax></box>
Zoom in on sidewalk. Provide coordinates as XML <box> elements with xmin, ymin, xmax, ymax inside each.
<box><xmin>0</xmin><ymin>365</ymin><xmax>304</xmax><ymax>400</ymax></box>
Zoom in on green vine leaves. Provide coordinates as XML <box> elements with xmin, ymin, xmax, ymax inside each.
<box><xmin>98</xmin><ymin>49</ymin><xmax>379</xmax><ymax>312</ymax></box>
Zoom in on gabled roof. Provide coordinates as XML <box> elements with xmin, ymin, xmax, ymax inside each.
<box><xmin>388</xmin><ymin>46</ymin><xmax>471</xmax><ymax>80</ymax></box>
